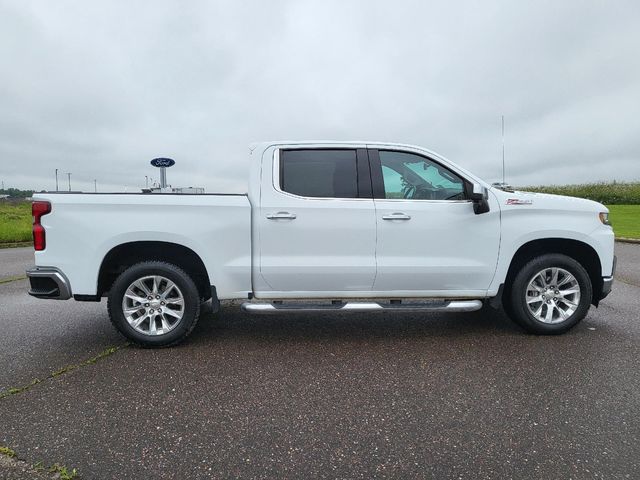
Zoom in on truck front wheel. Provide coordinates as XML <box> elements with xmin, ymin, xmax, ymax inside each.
<box><xmin>507</xmin><ymin>253</ymin><xmax>592</xmax><ymax>334</ymax></box>
<box><xmin>107</xmin><ymin>261</ymin><xmax>201</xmax><ymax>347</ymax></box>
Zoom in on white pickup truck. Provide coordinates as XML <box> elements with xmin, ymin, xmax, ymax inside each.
<box><xmin>27</xmin><ymin>141</ymin><xmax>616</xmax><ymax>347</ymax></box>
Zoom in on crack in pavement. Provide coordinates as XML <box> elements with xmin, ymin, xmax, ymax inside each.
<box><xmin>0</xmin><ymin>275</ymin><xmax>27</xmax><ymax>285</ymax></box>
<box><xmin>0</xmin><ymin>343</ymin><xmax>129</xmax><ymax>400</ymax></box>
<box><xmin>614</xmin><ymin>275</ymin><xmax>640</xmax><ymax>288</ymax></box>
<box><xmin>0</xmin><ymin>448</ymin><xmax>79</xmax><ymax>479</ymax></box>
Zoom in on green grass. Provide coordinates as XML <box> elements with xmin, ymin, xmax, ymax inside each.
<box><xmin>607</xmin><ymin>205</ymin><xmax>640</xmax><ymax>239</ymax></box>
<box><xmin>0</xmin><ymin>446</ymin><xmax>16</xmax><ymax>457</ymax></box>
<box><xmin>48</xmin><ymin>463</ymin><xmax>79</xmax><ymax>479</ymax></box>
<box><xmin>0</xmin><ymin>201</ymin><xmax>31</xmax><ymax>243</ymax></box>
<box><xmin>521</xmin><ymin>182</ymin><xmax>640</xmax><ymax>205</ymax></box>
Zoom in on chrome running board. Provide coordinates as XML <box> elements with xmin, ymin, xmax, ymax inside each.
<box><xmin>241</xmin><ymin>299</ymin><xmax>483</xmax><ymax>315</ymax></box>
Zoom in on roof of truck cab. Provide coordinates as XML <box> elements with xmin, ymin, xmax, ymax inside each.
<box><xmin>248</xmin><ymin>140</ymin><xmax>446</xmax><ymax>159</ymax></box>
<box><xmin>250</xmin><ymin>140</ymin><xmax>436</xmax><ymax>149</ymax></box>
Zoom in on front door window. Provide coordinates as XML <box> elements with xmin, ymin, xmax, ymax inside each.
<box><xmin>379</xmin><ymin>150</ymin><xmax>466</xmax><ymax>200</ymax></box>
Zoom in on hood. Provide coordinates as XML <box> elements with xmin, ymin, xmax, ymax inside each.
<box><xmin>490</xmin><ymin>188</ymin><xmax>607</xmax><ymax>213</ymax></box>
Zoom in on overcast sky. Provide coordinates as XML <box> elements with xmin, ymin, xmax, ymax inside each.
<box><xmin>1</xmin><ymin>0</ymin><xmax>639</xmax><ymax>193</ymax></box>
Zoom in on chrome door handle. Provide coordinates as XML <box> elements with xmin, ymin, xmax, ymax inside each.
<box><xmin>266</xmin><ymin>212</ymin><xmax>297</xmax><ymax>220</ymax></box>
<box><xmin>382</xmin><ymin>213</ymin><xmax>411</xmax><ymax>220</ymax></box>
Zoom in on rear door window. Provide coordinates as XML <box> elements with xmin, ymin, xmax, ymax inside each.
<box><xmin>280</xmin><ymin>149</ymin><xmax>359</xmax><ymax>198</ymax></box>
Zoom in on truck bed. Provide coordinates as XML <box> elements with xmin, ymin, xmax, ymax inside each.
<box><xmin>32</xmin><ymin>193</ymin><xmax>252</xmax><ymax>299</ymax></box>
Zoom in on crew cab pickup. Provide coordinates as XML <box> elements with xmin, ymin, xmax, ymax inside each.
<box><xmin>26</xmin><ymin>141</ymin><xmax>616</xmax><ymax>347</ymax></box>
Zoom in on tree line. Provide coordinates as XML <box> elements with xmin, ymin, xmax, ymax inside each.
<box><xmin>0</xmin><ymin>188</ymin><xmax>35</xmax><ymax>198</ymax></box>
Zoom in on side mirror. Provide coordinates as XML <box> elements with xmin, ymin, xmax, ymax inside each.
<box><xmin>470</xmin><ymin>183</ymin><xmax>490</xmax><ymax>214</ymax></box>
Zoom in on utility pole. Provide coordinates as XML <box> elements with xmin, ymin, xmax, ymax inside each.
<box><xmin>55</xmin><ymin>169</ymin><xmax>59</xmax><ymax>191</ymax></box>
<box><xmin>66</xmin><ymin>172</ymin><xmax>72</xmax><ymax>192</ymax></box>
<box><xmin>94</xmin><ymin>179</ymin><xmax>97</xmax><ymax>193</ymax></box>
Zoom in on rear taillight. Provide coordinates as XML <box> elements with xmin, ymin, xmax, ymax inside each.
<box><xmin>32</xmin><ymin>201</ymin><xmax>51</xmax><ymax>251</ymax></box>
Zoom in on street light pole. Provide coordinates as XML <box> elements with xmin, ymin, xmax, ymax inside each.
<box><xmin>94</xmin><ymin>179</ymin><xmax>97</xmax><ymax>193</ymax></box>
<box><xmin>55</xmin><ymin>169</ymin><xmax>59</xmax><ymax>191</ymax></box>
<box><xmin>145</xmin><ymin>176</ymin><xmax>149</xmax><ymax>188</ymax></box>
<box><xmin>66</xmin><ymin>173</ymin><xmax>71</xmax><ymax>192</ymax></box>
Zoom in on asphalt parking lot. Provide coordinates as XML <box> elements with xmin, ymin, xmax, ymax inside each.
<box><xmin>1</xmin><ymin>245</ymin><xmax>639</xmax><ymax>479</ymax></box>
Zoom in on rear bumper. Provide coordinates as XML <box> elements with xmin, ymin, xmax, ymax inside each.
<box><xmin>26</xmin><ymin>267</ymin><xmax>72</xmax><ymax>300</ymax></box>
<box><xmin>599</xmin><ymin>255</ymin><xmax>616</xmax><ymax>300</ymax></box>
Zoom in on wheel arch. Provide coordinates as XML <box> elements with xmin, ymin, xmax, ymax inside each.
<box><xmin>97</xmin><ymin>241</ymin><xmax>213</xmax><ymax>301</ymax></box>
<box><xmin>503</xmin><ymin>238</ymin><xmax>603</xmax><ymax>306</ymax></box>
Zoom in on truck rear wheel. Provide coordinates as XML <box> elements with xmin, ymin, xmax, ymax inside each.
<box><xmin>107</xmin><ymin>261</ymin><xmax>201</xmax><ymax>347</ymax></box>
<box><xmin>507</xmin><ymin>253</ymin><xmax>592</xmax><ymax>334</ymax></box>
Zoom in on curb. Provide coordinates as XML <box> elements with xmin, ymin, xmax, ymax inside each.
<box><xmin>615</xmin><ymin>237</ymin><xmax>640</xmax><ymax>244</ymax></box>
<box><xmin>0</xmin><ymin>242</ymin><xmax>32</xmax><ymax>249</ymax></box>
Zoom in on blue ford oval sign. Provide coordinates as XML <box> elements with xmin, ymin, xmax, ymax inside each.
<box><xmin>150</xmin><ymin>158</ymin><xmax>175</xmax><ymax>168</ymax></box>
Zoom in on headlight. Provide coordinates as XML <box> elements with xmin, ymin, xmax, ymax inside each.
<box><xmin>599</xmin><ymin>212</ymin><xmax>611</xmax><ymax>226</ymax></box>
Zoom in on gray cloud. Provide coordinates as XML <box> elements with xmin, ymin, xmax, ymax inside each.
<box><xmin>1</xmin><ymin>0</ymin><xmax>639</xmax><ymax>192</ymax></box>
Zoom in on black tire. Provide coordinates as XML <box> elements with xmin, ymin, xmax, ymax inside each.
<box><xmin>107</xmin><ymin>261</ymin><xmax>201</xmax><ymax>347</ymax></box>
<box><xmin>506</xmin><ymin>253</ymin><xmax>592</xmax><ymax>335</ymax></box>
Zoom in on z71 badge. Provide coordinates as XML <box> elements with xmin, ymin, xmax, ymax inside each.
<box><xmin>506</xmin><ymin>198</ymin><xmax>533</xmax><ymax>205</ymax></box>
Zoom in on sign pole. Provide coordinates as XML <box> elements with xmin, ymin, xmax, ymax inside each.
<box><xmin>160</xmin><ymin>167</ymin><xmax>167</xmax><ymax>188</ymax></box>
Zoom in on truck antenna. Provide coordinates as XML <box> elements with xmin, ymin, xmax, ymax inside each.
<box><xmin>501</xmin><ymin>115</ymin><xmax>505</xmax><ymax>184</ymax></box>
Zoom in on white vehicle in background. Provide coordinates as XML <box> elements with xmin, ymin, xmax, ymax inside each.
<box><xmin>26</xmin><ymin>141</ymin><xmax>616</xmax><ymax>347</ymax></box>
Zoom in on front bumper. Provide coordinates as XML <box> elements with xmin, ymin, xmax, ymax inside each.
<box><xmin>599</xmin><ymin>255</ymin><xmax>616</xmax><ymax>300</ymax></box>
<box><xmin>26</xmin><ymin>267</ymin><xmax>72</xmax><ymax>300</ymax></box>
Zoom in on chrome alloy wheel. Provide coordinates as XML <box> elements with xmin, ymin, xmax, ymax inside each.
<box><xmin>525</xmin><ymin>267</ymin><xmax>581</xmax><ymax>324</ymax></box>
<box><xmin>121</xmin><ymin>275</ymin><xmax>185</xmax><ymax>336</ymax></box>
